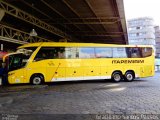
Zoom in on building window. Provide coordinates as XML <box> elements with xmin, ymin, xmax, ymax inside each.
<box><xmin>136</xmin><ymin>27</ymin><xmax>140</xmax><ymax>29</ymax></box>
<box><xmin>136</xmin><ymin>33</ymin><xmax>139</xmax><ymax>36</ymax></box>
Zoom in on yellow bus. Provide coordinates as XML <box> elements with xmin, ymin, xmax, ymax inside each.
<box><xmin>2</xmin><ymin>42</ymin><xmax>155</xmax><ymax>85</ymax></box>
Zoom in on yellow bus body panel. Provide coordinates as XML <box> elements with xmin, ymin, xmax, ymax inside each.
<box><xmin>7</xmin><ymin>42</ymin><xmax>155</xmax><ymax>84</ymax></box>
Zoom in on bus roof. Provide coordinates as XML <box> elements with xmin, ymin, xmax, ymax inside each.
<box><xmin>18</xmin><ymin>42</ymin><xmax>153</xmax><ymax>48</ymax></box>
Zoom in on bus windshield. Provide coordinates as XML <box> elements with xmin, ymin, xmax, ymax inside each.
<box><xmin>6</xmin><ymin>53</ymin><xmax>30</xmax><ymax>71</ymax></box>
<box><xmin>4</xmin><ymin>47</ymin><xmax>37</xmax><ymax>71</ymax></box>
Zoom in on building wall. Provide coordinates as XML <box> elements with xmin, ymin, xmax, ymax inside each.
<box><xmin>128</xmin><ymin>17</ymin><xmax>155</xmax><ymax>46</ymax></box>
<box><xmin>154</xmin><ymin>26</ymin><xmax>160</xmax><ymax>58</ymax></box>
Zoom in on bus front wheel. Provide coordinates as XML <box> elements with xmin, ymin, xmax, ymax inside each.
<box><xmin>111</xmin><ymin>72</ymin><xmax>122</xmax><ymax>82</ymax></box>
<box><xmin>124</xmin><ymin>71</ymin><xmax>134</xmax><ymax>82</ymax></box>
<box><xmin>30</xmin><ymin>74</ymin><xmax>44</xmax><ymax>85</ymax></box>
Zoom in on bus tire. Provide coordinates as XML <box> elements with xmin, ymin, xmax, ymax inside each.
<box><xmin>30</xmin><ymin>74</ymin><xmax>44</xmax><ymax>85</ymax></box>
<box><xmin>111</xmin><ymin>72</ymin><xmax>122</xmax><ymax>82</ymax></box>
<box><xmin>124</xmin><ymin>71</ymin><xmax>134</xmax><ymax>82</ymax></box>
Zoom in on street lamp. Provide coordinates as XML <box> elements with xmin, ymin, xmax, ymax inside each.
<box><xmin>29</xmin><ymin>3</ymin><xmax>37</xmax><ymax>37</ymax></box>
<box><xmin>29</xmin><ymin>28</ymin><xmax>37</xmax><ymax>36</ymax></box>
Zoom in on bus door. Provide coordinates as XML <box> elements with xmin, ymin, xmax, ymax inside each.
<box><xmin>46</xmin><ymin>59</ymin><xmax>66</xmax><ymax>82</ymax></box>
<box><xmin>38</xmin><ymin>47</ymin><xmax>66</xmax><ymax>82</ymax></box>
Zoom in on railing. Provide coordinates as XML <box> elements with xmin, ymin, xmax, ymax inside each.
<box><xmin>155</xmin><ymin>65</ymin><xmax>160</xmax><ymax>71</ymax></box>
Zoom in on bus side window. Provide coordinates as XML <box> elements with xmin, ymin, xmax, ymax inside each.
<box><xmin>58</xmin><ymin>48</ymin><xmax>65</xmax><ymax>59</ymax></box>
<box><xmin>112</xmin><ymin>47</ymin><xmax>127</xmax><ymax>58</ymax></box>
<box><xmin>65</xmin><ymin>47</ymin><xmax>79</xmax><ymax>59</ymax></box>
<box><xmin>51</xmin><ymin>49</ymin><xmax>58</xmax><ymax>59</ymax></box>
<box><xmin>126</xmin><ymin>48</ymin><xmax>131</xmax><ymax>58</ymax></box>
<box><xmin>142</xmin><ymin>47</ymin><xmax>152</xmax><ymax>57</ymax></box>
<box><xmin>95</xmin><ymin>48</ymin><xmax>112</xmax><ymax>58</ymax></box>
<box><xmin>126</xmin><ymin>47</ymin><xmax>142</xmax><ymax>58</ymax></box>
<box><xmin>34</xmin><ymin>47</ymin><xmax>53</xmax><ymax>60</ymax></box>
<box><xmin>79</xmin><ymin>48</ymin><xmax>95</xmax><ymax>58</ymax></box>
<box><xmin>49</xmin><ymin>47</ymin><xmax>65</xmax><ymax>59</ymax></box>
<box><xmin>131</xmin><ymin>48</ymin><xmax>142</xmax><ymax>58</ymax></box>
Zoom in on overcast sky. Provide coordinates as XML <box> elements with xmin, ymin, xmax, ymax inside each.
<box><xmin>124</xmin><ymin>0</ymin><xmax>160</xmax><ymax>25</ymax></box>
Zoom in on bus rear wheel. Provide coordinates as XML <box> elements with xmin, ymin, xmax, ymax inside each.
<box><xmin>124</xmin><ymin>72</ymin><xmax>134</xmax><ymax>82</ymax></box>
<box><xmin>30</xmin><ymin>74</ymin><xmax>44</xmax><ymax>85</ymax></box>
<box><xmin>112</xmin><ymin>72</ymin><xmax>122</xmax><ymax>82</ymax></box>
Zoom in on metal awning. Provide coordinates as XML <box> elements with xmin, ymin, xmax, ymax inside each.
<box><xmin>0</xmin><ymin>0</ymin><xmax>128</xmax><ymax>44</ymax></box>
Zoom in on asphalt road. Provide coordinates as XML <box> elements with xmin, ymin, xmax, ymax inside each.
<box><xmin>0</xmin><ymin>72</ymin><xmax>160</xmax><ymax>120</ymax></box>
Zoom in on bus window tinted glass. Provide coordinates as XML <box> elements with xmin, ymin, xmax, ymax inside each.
<box><xmin>65</xmin><ymin>48</ymin><xmax>79</xmax><ymax>59</ymax></box>
<box><xmin>126</xmin><ymin>47</ymin><xmax>142</xmax><ymax>58</ymax></box>
<box><xmin>113</xmin><ymin>48</ymin><xmax>127</xmax><ymax>58</ymax></box>
<box><xmin>142</xmin><ymin>47</ymin><xmax>152</xmax><ymax>57</ymax></box>
<box><xmin>79</xmin><ymin>48</ymin><xmax>95</xmax><ymax>58</ymax></box>
<box><xmin>95</xmin><ymin>48</ymin><xmax>112</xmax><ymax>58</ymax></box>
<box><xmin>34</xmin><ymin>47</ymin><xmax>65</xmax><ymax>60</ymax></box>
<box><xmin>9</xmin><ymin>54</ymin><xmax>30</xmax><ymax>71</ymax></box>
